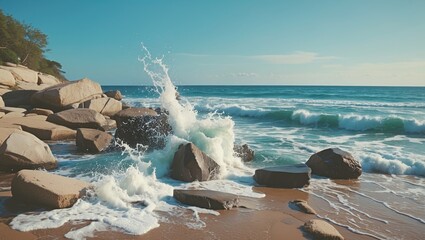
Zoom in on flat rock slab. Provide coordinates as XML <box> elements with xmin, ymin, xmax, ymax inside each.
<box><xmin>303</xmin><ymin>219</ymin><xmax>344</xmax><ymax>240</ymax></box>
<box><xmin>0</xmin><ymin>107</ymin><xmax>27</xmax><ymax>113</ymax></box>
<box><xmin>173</xmin><ymin>189</ymin><xmax>239</xmax><ymax>210</ymax></box>
<box><xmin>254</xmin><ymin>164</ymin><xmax>311</xmax><ymax>188</ymax></box>
<box><xmin>11</xmin><ymin>170</ymin><xmax>90</xmax><ymax>209</ymax></box>
<box><xmin>0</xmin><ymin>116</ymin><xmax>76</xmax><ymax>140</ymax></box>
<box><xmin>47</xmin><ymin>108</ymin><xmax>107</xmax><ymax>130</ymax></box>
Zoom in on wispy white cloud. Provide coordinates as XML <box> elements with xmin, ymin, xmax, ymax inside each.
<box><xmin>252</xmin><ymin>52</ymin><xmax>339</xmax><ymax>64</ymax></box>
<box><xmin>174</xmin><ymin>51</ymin><xmax>339</xmax><ymax>65</ymax></box>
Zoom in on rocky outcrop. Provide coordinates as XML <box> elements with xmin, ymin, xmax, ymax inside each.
<box><xmin>114</xmin><ymin>108</ymin><xmax>171</xmax><ymax>149</ymax></box>
<box><xmin>173</xmin><ymin>189</ymin><xmax>239</xmax><ymax>210</ymax></box>
<box><xmin>104</xmin><ymin>90</ymin><xmax>122</xmax><ymax>101</ymax></box>
<box><xmin>0</xmin><ymin>65</ymin><xmax>38</xmax><ymax>83</ymax></box>
<box><xmin>303</xmin><ymin>219</ymin><xmax>344</xmax><ymax>240</ymax></box>
<box><xmin>31</xmin><ymin>78</ymin><xmax>103</xmax><ymax>110</ymax></box>
<box><xmin>306</xmin><ymin>148</ymin><xmax>362</xmax><ymax>179</ymax></box>
<box><xmin>0</xmin><ymin>131</ymin><xmax>57</xmax><ymax>171</ymax></box>
<box><xmin>1</xmin><ymin>90</ymin><xmax>37</xmax><ymax>107</ymax></box>
<box><xmin>47</xmin><ymin>108</ymin><xmax>107</xmax><ymax>130</ymax></box>
<box><xmin>79</xmin><ymin>97</ymin><xmax>122</xmax><ymax>116</ymax></box>
<box><xmin>254</xmin><ymin>164</ymin><xmax>311</xmax><ymax>188</ymax></box>
<box><xmin>170</xmin><ymin>143</ymin><xmax>220</xmax><ymax>182</ymax></box>
<box><xmin>76</xmin><ymin>128</ymin><xmax>113</xmax><ymax>153</ymax></box>
<box><xmin>234</xmin><ymin>144</ymin><xmax>255</xmax><ymax>162</ymax></box>
<box><xmin>11</xmin><ymin>170</ymin><xmax>90</xmax><ymax>208</ymax></box>
<box><xmin>0</xmin><ymin>68</ymin><xmax>16</xmax><ymax>87</ymax></box>
<box><xmin>289</xmin><ymin>199</ymin><xmax>316</xmax><ymax>214</ymax></box>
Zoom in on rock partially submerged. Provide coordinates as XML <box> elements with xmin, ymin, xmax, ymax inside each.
<box><xmin>173</xmin><ymin>189</ymin><xmax>239</xmax><ymax>210</ymax></box>
<box><xmin>76</xmin><ymin>128</ymin><xmax>113</xmax><ymax>153</ymax></box>
<box><xmin>234</xmin><ymin>144</ymin><xmax>255</xmax><ymax>162</ymax></box>
<box><xmin>306</xmin><ymin>148</ymin><xmax>362</xmax><ymax>179</ymax></box>
<box><xmin>31</xmin><ymin>78</ymin><xmax>103</xmax><ymax>110</ymax></box>
<box><xmin>170</xmin><ymin>143</ymin><xmax>220</xmax><ymax>182</ymax></box>
<box><xmin>289</xmin><ymin>199</ymin><xmax>317</xmax><ymax>214</ymax></box>
<box><xmin>114</xmin><ymin>107</ymin><xmax>171</xmax><ymax>149</ymax></box>
<box><xmin>303</xmin><ymin>219</ymin><xmax>344</xmax><ymax>240</ymax></box>
<box><xmin>47</xmin><ymin>108</ymin><xmax>107</xmax><ymax>130</ymax></box>
<box><xmin>254</xmin><ymin>164</ymin><xmax>311</xmax><ymax>188</ymax></box>
<box><xmin>11</xmin><ymin>170</ymin><xmax>90</xmax><ymax>209</ymax></box>
<box><xmin>0</xmin><ymin>131</ymin><xmax>57</xmax><ymax>171</ymax></box>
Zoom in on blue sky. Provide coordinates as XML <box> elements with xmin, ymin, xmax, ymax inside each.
<box><xmin>1</xmin><ymin>0</ymin><xmax>425</xmax><ymax>86</ymax></box>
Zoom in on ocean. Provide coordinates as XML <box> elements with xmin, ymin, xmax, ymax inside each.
<box><xmin>9</xmin><ymin>57</ymin><xmax>425</xmax><ymax>239</ymax></box>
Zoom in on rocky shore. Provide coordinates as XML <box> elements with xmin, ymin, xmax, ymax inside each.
<box><xmin>0</xmin><ymin>63</ymin><xmax>366</xmax><ymax>239</ymax></box>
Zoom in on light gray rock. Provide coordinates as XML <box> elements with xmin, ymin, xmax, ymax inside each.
<box><xmin>47</xmin><ymin>108</ymin><xmax>107</xmax><ymax>130</ymax></box>
<box><xmin>0</xmin><ymin>66</ymin><xmax>38</xmax><ymax>83</ymax></box>
<box><xmin>38</xmin><ymin>73</ymin><xmax>61</xmax><ymax>85</ymax></box>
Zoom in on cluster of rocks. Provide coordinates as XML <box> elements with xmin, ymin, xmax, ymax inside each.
<box><xmin>1</xmin><ymin>63</ymin><xmax>359</xmax><ymax>238</ymax></box>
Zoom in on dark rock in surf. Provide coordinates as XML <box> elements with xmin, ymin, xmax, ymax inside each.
<box><xmin>113</xmin><ymin>107</ymin><xmax>171</xmax><ymax>149</ymax></box>
<box><xmin>76</xmin><ymin>128</ymin><xmax>113</xmax><ymax>153</ymax></box>
<box><xmin>254</xmin><ymin>164</ymin><xmax>311</xmax><ymax>188</ymax></box>
<box><xmin>306</xmin><ymin>148</ymin><xmax>361</xmax><ymax>179</ymax></box>
<box><xmin>173</xmin><ymin>189</ymin><xmax>239</xmax><ymax>210</ymax></box>
<box><xmin>170</xmin><ymin>143</ymin><xmax>220</xmax><ymax>182</ymax></box>
<box><xmin>234</xmin><ymin>144</ymin><xmax>255</xmax><ymax>162</ymax></box>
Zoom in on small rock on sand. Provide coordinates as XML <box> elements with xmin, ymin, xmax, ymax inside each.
<box><xmin>303</xmin><ymin>219</ymin><xmax>344</xmax><ymax>240</ymax></box>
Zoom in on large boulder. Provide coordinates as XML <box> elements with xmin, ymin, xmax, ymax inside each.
<box><xmin>0</xmin><ymin>116</ymin><xmax>76</xmax><ymax>140</ymax></box>
<box><xmin>80</xmin><ymin>97</ymin><xmax>122</xmax><ymax>116</ymax></box>
<box><xmin>306</xmin><ymin>148</ymin><xmax>362</xmax><ymax>179</ymax></box>
<box><xmin>1</xmin><ymin>90</ymin><xmax>37</xmax><ymax>107</ymax></box>
<box><xmin>170</xmin><ymin>143</ymin><xmax>220</xmax><ymax>182</ymax></box>
<box><xmin>173</xmin><ymin>189</ymin><xmax>239</xmax><ymax>210</ymax></box>
<box><xmin>234</xmin><ymin>144</ymin><xmax>255</xmax><ymax>162</ymax></box>
<box><xmin>11</xmin><ymin>170</ymin><xmax>90</xmax><ymax>209</ymax></box>
<box><xmin>76</xmin><ymin>128</ymin><xmax>113</xmax><ymax>153</ymax></box>
<box><xmin>0</xmin><ymin>68</ymin><xmax>16</xmax><ymax>87</ymax></box>
<box><xmin>303</xmin><ymin>219</ymin><xmax>344</xmax><ymax>240</ymax></box>
<box><xmin>0</xmin><ymin>127</ymin><xmax>21</xmax><ymax>145</ymax></box>
<box><xmin>104</xmin><ymin>90</ymin><xmax>122</xmax><ymax>101</ymax></box>
<box><xmin>114</xmin><ymin>108</ymin><xmax>171</xmax><ymax>149</ymax></box>
<box><xmin>254</xmin><ymin>164</ymin><xmax>311</xmax><ymax>188</ymax></box>
<box><xmin>47</xmin><ymin>108</ymin><xmax>107</xmax><ymax>130</ymax></box>
<box><xmin>31</xmin><ymin>78</ymin><xmax>103</xmax><ymax>110</ymax></box>
<box><xmin>0</xmin><ymin>131</ymin><xmax>57</xmax><ymax>171</ymax></box>
<box><xmin>0</xmin><ymin>66</ymin><xmax>38</xmax><ymax>83</ymax></box>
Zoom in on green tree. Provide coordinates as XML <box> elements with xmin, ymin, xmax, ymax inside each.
<box><xmin>0</xmin><ymin>9</ymin><xmax>65</xmax><ymax>80</ymax></box>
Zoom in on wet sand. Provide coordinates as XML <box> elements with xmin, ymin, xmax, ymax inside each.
<box><xmin>1</xmin><ymin>172</ymin><xmax>377</xmax><ymax>240</ymax></box>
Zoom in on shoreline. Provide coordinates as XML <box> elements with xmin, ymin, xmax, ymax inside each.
<box><xmin>0</xmin><ymin>171</ymin><xmax>375</xmax><ymax>240</ymax></box>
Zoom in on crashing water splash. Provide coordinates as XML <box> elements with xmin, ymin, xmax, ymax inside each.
<box><xmin>10</xmin><ymin>44</ymin><xmax>256</xmax><ymax>239</ymax></box>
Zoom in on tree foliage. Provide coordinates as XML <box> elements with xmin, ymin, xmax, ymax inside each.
<box><xmin>0</xmin><ymin>10</ymin><xmax>65</xmax><ymax>80</ymax></box>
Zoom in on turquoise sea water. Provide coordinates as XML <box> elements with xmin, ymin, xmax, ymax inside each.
<box><xmin>106</xmin><ymin>85</ymin><xmax>425</xmax><ymax>176</ymax></box>
<box><xmin>11</xmin><ymin>82</ymin><xmax>425</xmax><ymax>239</ymax></box>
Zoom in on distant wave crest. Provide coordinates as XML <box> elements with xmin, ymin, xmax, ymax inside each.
<box><xmin>196</xmin><ymin>105</ymin><xmax>425</xmax><ymax>134</ymax></box>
